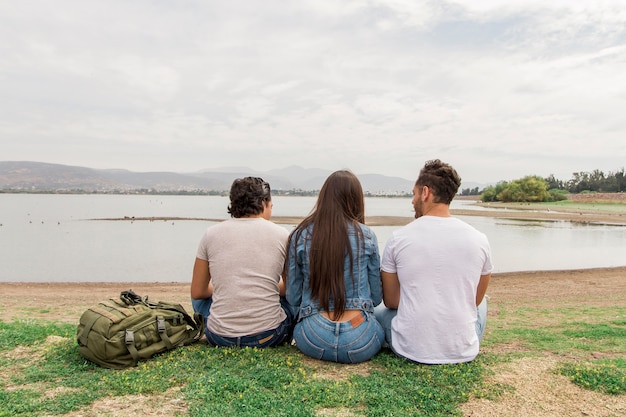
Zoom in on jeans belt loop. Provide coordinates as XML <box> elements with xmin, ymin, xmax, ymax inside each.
<box><xmin>300</xmin><ymin>306</ymin><xmax>313</xmax><ymax>319</ymax></box>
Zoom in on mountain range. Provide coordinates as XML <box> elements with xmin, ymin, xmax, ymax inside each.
<box><xmin>0</xmin><ymin>161</ymin><xmax>424</xmax><ymax>194</ymax></box>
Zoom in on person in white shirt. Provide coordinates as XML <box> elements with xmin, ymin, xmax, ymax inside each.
<box><xmin>374</xmin><ymin>159</ymin><xmax>493</xmax><ymax>364</ymax></box>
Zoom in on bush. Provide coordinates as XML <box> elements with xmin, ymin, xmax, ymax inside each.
<box><xmin>547</xmin><ymin>189</ymin><xmax>568</xmax><ymax>202</ymax></box>
<box><xmin>480</xmin><ymin>176</ymin><xmax>549</xmax><ymax>203</ymax></box>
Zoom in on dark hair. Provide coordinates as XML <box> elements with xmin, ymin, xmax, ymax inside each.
<box><xmin>227</xmin><ymin>177</ymin><xmax>271</xmax><ymax>218</ymax></box>
<box><xmin>415</xmin><ymin>159</ymin><xmax>461</xmax><ymax>204</ymax></box>
<box><xmin>289</xmin><ymin>170</ymin><xmax>365</xmax><ymax>319</ymax></box>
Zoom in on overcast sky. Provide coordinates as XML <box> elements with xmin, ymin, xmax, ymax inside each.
<box><xmin>1</xmin><ymin>1</ymin><xmax>625</xmax><ymax>184</ymax></box>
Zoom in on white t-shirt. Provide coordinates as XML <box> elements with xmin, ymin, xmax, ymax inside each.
<box><xmin>196</xmin><ymin>218</ymin><xmax>289</xmax><ymax>337</ymax></box>
<box><xmin>381</xmin><ymin>216</ymin><xmax>493</xmax><ymax>364</ymax></box>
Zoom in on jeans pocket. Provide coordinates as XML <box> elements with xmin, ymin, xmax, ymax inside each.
<box><xmin>346</xmin><ymin>326</ymin><xmax>383</xmax><ymax>363</ymax></box>
<box><xmin>294</xmin><ymin>324</ymin><xmax>325</xmax><ymax>360</ymax></box>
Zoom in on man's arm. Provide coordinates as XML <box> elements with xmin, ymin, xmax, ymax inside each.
<box><xmin>190</xmin><ymin>258</ymin><xmax>213</xmax><ymax>299</ymax></box>
<box><xmin>381</xmin><ymin>270</ymin><xmax>401</xmax><ymax>309</ymax></box>
<box><xmin>476</xmin><ymin>273</ymin><xmax>491</xmax><ymax>306</ymax></box>
<box><xmin>278</xmin><ymin>273</ymin><xmax>286</xmax><ymax>297</ymax></box>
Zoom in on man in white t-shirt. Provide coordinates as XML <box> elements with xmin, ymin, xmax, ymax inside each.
<box><xmin>374</xmin><ymin>159</ymin><xmax>493</xmax><ymax>364</ymax></box>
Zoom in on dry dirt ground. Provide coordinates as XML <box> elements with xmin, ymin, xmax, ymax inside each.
<box><xmin>1</xmin><ymin>198</ymin><xmax>625</xmax><ymax>416</ymax></box>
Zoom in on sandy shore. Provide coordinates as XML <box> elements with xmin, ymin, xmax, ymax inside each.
<box><xmin>93</xmin><ymin>194</ymin><xmax>626</xmax><ymax>227</ymax></box>
<box><xmin>100</xmin><ymin>209</ymin><xmax>626</xmax><ymax>226</ymax></box>
<box><xmin>1</xmin><ymin>266</ymin><xmax>624</xmax><ymax>325</ymax></box>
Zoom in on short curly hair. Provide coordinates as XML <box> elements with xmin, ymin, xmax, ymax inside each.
<box><xmin>227</xmin><ymin>177</ymin><xmax>272</xmax><ymax>218</ymax></box>
<box><xmin>415</xmin><ymin>159</ymin><xmax>461</xmax><ymax>204</ymax></box>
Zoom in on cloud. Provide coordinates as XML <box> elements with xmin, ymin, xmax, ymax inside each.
<box><xmin>1</xmin><ymin>1</ymin><xmax>625</xmax><ymax>183</ymax></box>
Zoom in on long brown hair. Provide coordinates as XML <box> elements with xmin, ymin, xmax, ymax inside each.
<box><xmin>289</xmin><ymin>170</ymin><xmax>365</xmax><ymax>319</ymax></box>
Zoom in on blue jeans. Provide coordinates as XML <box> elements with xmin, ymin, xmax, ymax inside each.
<box><xmin>191</xmin><ymin>296</ymin><xmax>295</xmax><ymax>348</ymax></box>
<box><xmin>293</xmin><ymin>311</ymin><xmax>384</xmax><ymax>364</ymax></box>
<box><xmin>374</xmin><ymin>297</ymin><xmax>488</xmax><ymax>348</ymax></box>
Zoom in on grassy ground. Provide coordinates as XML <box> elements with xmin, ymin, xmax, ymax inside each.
<box><xmin>487</xmin><ymin>200</ymin><xmax>626</xmax><ymax>214</ymax></box>
<box><xmin>1</xmin><ymin>293</ymin><xmax>624</xmax><ymax>417</ymax></box>
<box><xmin>1</xmin><ymin>322</ymin><xmax>487</xmax><ymax>417</ymax></box>
<box><xmin>480</xmin><ymin>192</ymin><xmax>626</xmax><ymax>215</ymax></box>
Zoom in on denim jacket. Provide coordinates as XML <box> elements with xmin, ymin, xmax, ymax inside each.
<box><xmin>286</xmin><ymin>222</ymin><xmax>382</xmax><ymax>320</ymax></box>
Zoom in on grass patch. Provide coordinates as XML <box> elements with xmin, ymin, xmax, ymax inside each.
<box><xmin>485</xmin><ymin>308</ymin><xmax>626</xmax><ymax>356</ymax></box>
<box><xmin>491</xmin><ymin>200</ymin><xmax>626</xmax><ymax>214</ymax></box>
<box><xmin>0</xmin><ymin>320</ymin><xmax>73</xmax><ymax>350</ymax></box>
<box><xmin>1</xmin><ymin>321</ymin><xmax>488</xmax><ymax>417</ymax></box>
<box><xmin>560</xmin><ymin>359</ymin><xmax>626</xmax><ymax>395</ymax></box>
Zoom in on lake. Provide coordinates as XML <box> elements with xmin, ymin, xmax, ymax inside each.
<box><xmin>1</xmin><ymin>194</ymin><xmax>625</xmax><ymax>282</ymax></box>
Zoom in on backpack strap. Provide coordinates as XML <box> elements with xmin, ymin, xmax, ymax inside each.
<box><xmin>156</xmin><ymin>316</ymin><xmax>174</xmax><ymax>349</ymax></box>
<box><xmin>125</xmin><ymin>330</ymin><xmax>140</xmax><ymax>366</ymax></box>
<box><xmin>120</xmin><ymin>289</ymin><xmax>143</xmax><ymax>306</ymax></box>
<box><xmin>194</xmin><ymin>312</ymin><xmax>205</xmax><ymax>341</ymax></box>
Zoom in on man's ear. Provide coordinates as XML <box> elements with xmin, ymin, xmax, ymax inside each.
<box><xmin>261</xmin><ymin>199</ymin><xmax>272</xmax><ymax>219</ymax></box>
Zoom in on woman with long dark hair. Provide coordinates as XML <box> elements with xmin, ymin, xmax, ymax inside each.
<box><xmin>286</xmin><ymin>170</ymin><xmax>384</xmax><ymax>363</ymax></box>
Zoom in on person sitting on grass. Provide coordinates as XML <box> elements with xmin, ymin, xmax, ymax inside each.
<box><xmin>375</xmin><ymin>159</ymin><xmax>493</xmax><ymax>364</ymax></box>
<box><xmin>286</xmin><ymin>170</ymin><xmax>384</xmax><ymax>363</ymax></box>
<box><xmin>190</xmin><ymin>177</ymin><xmax>294</xmax><ymax>347</ymax></box>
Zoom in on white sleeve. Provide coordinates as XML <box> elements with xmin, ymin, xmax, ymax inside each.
<box><xmin>380</xmin><ymin>234</ymin><xmax>398</xmax><ymax>274</ymax></box>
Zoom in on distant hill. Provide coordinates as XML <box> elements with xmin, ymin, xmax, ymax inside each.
<box><xmin>0</xmin><ymin>161</ymin><xmax>417</xmax><ymax>194</ymax></box>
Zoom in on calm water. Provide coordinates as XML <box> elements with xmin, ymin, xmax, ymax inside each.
<box><xmin>1</xmin><ymin>194</ymin><xmax>624</xmax><ymax>282</ymax></box>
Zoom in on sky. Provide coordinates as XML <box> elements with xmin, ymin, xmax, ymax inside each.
<box><xmin>1</xmin><ymin>1</ymin><xmax>625</xmax><ymax>185</ymax></box>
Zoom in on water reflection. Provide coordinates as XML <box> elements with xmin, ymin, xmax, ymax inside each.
<box><xmin>0</xmin><ymin>194</ymin><xmax>624</xmax><ymax>282</ymax></box>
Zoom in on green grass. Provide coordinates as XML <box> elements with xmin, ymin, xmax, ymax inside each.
<box><xmin>1</xmin><ymin>306</ymin><xmax>624</xmax><ymax>416</ymax></box>
<box><xmin>0</xmin><ymin>320</ymin><xmax>73</xmax><ymax>349</ymax></box>
<box><xmin>560</xmin><ymin>359</ymin><xmax>626</xmax><ymax>395</ymax></box>
<box><xmin>485</xmin><ymin>306</ymin><xmax>626</xmax><ymax>356</ymax></box>
<box><xmin>491</xmin><ymin>200</ymin><xmax>626</xmax><ymax>214</ymax></box>
<box><xmin>1</xmin><ymin>320</ymin><xmax>487</xmax><ymax>417</ymax></box>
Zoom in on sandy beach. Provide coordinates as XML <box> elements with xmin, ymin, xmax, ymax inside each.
<box><xmin>1</xmin><ymin>266</ymin><xmax>625</xmax><ymax>325</ymax></box>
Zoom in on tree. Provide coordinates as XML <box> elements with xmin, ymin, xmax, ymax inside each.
<box><xmin>545</xmin><ymin>174</ymin><xmax>565</xmax><ymax>190</ymax></box>
<box><xmin>614</xmin><ymin>168</ymin><xmax>625</xmax><ymax>192</ymax></box>
<box><xmin>480</xmin><ymin>186</ymin><xmax>497</xmax><ymax>202</ymax></box>
<box><xmin>481</xmin><ymin>176</ymin><xmax>549</xmax><ymax>202</ymax></box>
<box><xmin>480</xmin><ymin>181</ymin><xmax>508</xmax><ymax>202</ymax></box>
<box><xmin>483</xmin><ymin>167</ymin><xmax>624</xmax><ymax>200</ymax></box>
<box><xmin>460</xmin><ymin>187</ymin><xmax>481</xmax><ymax>196</ymax></box>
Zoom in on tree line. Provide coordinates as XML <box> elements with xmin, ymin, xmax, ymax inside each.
<box><xmin>458</xmin><ymin>168</ymin><xmax>625</xmax><ymax>203</ymax></box>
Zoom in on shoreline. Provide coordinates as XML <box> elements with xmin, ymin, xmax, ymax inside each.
<box><xmin>1</xmin><ymin>265</ymin><xmax>625</xmax><ymax>324</ymax></box>
<box><xmin>89</xmin><ymin>210</ymin><xmax>626</xmax><ymax>227</ymax></box>
<box><xmin>87</xmin><ymin>198</ymin><xmax>626</xmax><ymax>226</ymax></box>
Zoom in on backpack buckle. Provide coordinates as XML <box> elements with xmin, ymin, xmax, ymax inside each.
<box><xmin>157</xmin><ymin>317</ymin><xmax>166</xmax><ymax>333</ymax></box>
<box><xmin>125</xmin><ymin>330</ymin><xmax>135</xmax><ymax>345</ymax></box>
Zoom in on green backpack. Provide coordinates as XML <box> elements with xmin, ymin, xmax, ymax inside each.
<box><xmin>77</xmin><ymin>290</ymin><xmax>204</xmax><ymax>369</ymax></box>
